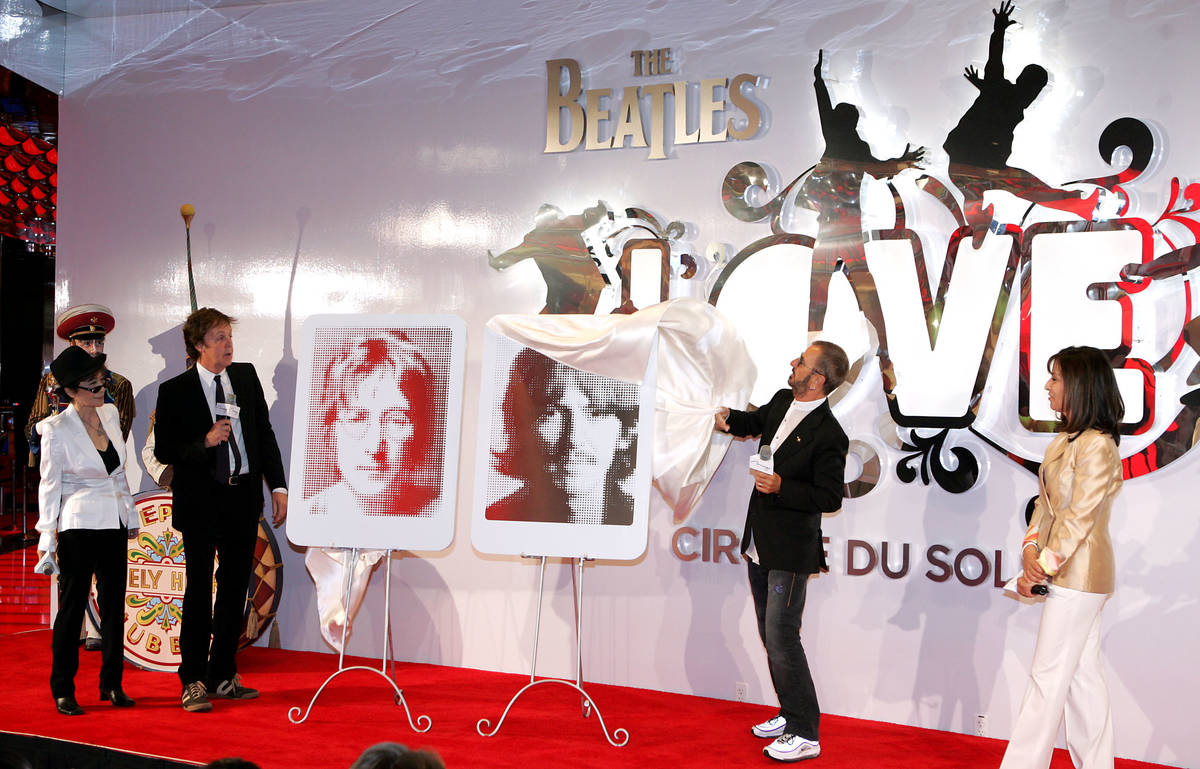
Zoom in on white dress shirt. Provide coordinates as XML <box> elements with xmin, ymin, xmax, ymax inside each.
<box><xmin>195</xmin><ymin>362</ymin><xmax>250</xmax><ymax>477</ymax></box>
<box><xmin>769</xmin><ymin>397</ymin><xmax>824</xmax><ymax>455</ymax></box>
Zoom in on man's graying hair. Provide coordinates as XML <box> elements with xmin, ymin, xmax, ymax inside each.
<box><xmin>810</xmin><ymin>340</ymin><xmax>849</xmax><ymax>394</ymax></box>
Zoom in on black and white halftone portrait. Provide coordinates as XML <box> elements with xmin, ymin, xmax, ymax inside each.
<box><xmin>487</xmin><ymin>346</ymin><xmax>639</xmax><ymax>525</ymax></box>
<box><xmin>472</xmin><ymin>329</ymin><xmax>654</xmax><ymax>560</ymax></box>
<box><xmin>288</xmin><ymin>316</ymin><xmax>465</xmax><ymax>552</ymax></box>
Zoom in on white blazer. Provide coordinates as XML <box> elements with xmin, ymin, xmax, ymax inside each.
<box><xmin>36</xmin><ymin>403</ymin><xmax>136</xmax><ymax>553</ymax></box>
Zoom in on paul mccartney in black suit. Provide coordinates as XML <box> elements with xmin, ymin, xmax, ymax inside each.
<box><xmin>154</xmin><ymin>307</ymin><xmax>288</xmax><ymax>713</ymax></box>
<box><xmin>716</xmin><ymin>340</ymin><xmax>849</xmax><ymax>763</ymax></box>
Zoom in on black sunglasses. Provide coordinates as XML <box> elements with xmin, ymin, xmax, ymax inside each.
<box><xmin>74</xmin><ymin>383</ymin><xmax>105</xmax><ymax>394</ymax></box>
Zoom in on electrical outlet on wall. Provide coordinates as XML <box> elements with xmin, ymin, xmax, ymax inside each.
<box><xmin>734</xmin><ymin>682</ymin><xmax>749</xmax><ymax>702</ymax></box>
<box><xmin>975</xmin><ymin>714</ymin><xmax>988</xmax><ymax>737</ymax></box>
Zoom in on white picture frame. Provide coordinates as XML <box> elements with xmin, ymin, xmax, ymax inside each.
<box><xmin>470</xmin><ymin>327</ymin><xmax>655</xmax><ymax>560</ymax></box>
<box><xmin>286</xmin><ymin>314</ymin><xmax>465</xmax><ymax>551</ymax></box>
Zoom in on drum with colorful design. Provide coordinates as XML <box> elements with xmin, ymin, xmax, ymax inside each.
<box><xmin>85</xmin><ymin>489</ymin><xmax>283</xmax><ymax>671</ymax></box>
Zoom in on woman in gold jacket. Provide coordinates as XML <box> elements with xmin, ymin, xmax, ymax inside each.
<box><xmin>1000</xmin><ymin>346</ymin><xmax>1124</xmax><ymax>769</ymax></box>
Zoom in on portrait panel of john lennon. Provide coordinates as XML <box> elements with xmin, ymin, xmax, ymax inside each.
<box><xmin>302</xmin><ymin>327</ymin><xmax>453</xmax><ymax>518</ymax></box>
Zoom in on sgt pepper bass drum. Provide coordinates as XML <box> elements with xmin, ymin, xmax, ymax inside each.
<box><xmin>84</xmin><ymin>490</ymin><xmax>283</xmax><ymax>672</ymax></box>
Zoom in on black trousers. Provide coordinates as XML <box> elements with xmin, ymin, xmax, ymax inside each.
<box><xmin>748</xmin><ymin>559</ymin><xmax>820</xmax><ymax>740</ymax></box>
<box><xmin>50</xmin><ymin>528</ymin><xmax>127</xmax><ymax>698</ymax></box>
<box><xmin>176</xmin><ymin>481</ymin><xmax>260</xmax><ymax>687</ymax></box>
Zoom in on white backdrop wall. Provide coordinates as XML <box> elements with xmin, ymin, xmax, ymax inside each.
<box><xmin>11</xmin><ymin>0</ymin><xmax>1200</xmax><ymax>765</ymax></box>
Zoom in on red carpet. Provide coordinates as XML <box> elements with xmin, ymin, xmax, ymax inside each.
<box><xmin>0</xmin><ymin>629</ymin><xmax>1175</xmax><ymax>769</ymax></box>
<box><xmin>0</xmin><ymin>548</ymin><xmax>50</xmax><ymax>635</ymax></box>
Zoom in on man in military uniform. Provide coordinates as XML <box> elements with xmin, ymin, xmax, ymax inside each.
<box><xmin>25</xmin><ymin>304</ymin><xmax>136</xmax><ymax>464</ymax></box>
<box><xmin>25</xmin><ymin>304</ymin><xmax>136</xmax><ymax>653</ymax></box>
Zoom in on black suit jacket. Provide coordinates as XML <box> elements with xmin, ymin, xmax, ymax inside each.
<box><xmin>726</xmin><ymin>390</ymin><xmax>848</xmax><ymax>574</ymax></box>
<box><xmin>153</xmin><ymin>362</ymin><xmax>287</xmax><ymax>531</ymax></box>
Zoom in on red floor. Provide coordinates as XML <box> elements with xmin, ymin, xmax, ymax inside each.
<box><xmin>0</xmin><ymin>545</ymin><xmax>50</xmax><ymax>635</ymax></box>
<box><xmin>0</xmin><ymin>628</ymin><xmax>1180</xmax><ymax>769</ymax></box>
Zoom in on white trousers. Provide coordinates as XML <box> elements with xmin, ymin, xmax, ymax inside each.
<box><xmin>1000</xmin><ymin>586</ymin><xmax>1114</xmax><ymax>769</ymax></box>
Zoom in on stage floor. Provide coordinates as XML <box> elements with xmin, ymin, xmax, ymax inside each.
<box><xmin>0</xmin><ymin>629</ymin><xmax>1177</xmax><ymax>769</ymax></box>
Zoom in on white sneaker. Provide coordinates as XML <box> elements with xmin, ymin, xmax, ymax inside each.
<box><xmin>752</xmin><ymin>715</ymin><xmax>788</xmax><ymax>738</ymax></box>
<box><xmin>764</xmin><ymin>734</ymin><xmax>820</xmax><ymax>762</ymax></box>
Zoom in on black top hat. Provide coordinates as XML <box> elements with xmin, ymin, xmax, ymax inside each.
<box><xmin>50</xmin><ymin>345</ymin><xmax>107</xmax><ymax>390</ymax></box>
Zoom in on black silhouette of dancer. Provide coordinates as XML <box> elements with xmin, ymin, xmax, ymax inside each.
<box><xmin>803</xmin><ymin>49</ymin><xmax>923</xmax><ymax>356</ymax></box>
<box><xmin>814</xmin><ymin>50</ymin><xmax>923</xmax><ymax>168</ymax></box>
<box><xmin>944</xmin><ymin>1</ymin><xmax>1096</xmax><ymax>246</ymax></box>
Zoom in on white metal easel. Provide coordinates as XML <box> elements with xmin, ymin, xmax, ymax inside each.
<box><xmin>476</xmin><ymin>555</ymin><xmax>628</xmax><ymax>746</ymax></box>
<box><xmin>288</xmin><ymin>547</ymin><xmax>431</xmax><ymax>732</ymax></box>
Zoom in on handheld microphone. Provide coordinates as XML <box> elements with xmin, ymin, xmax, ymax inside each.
<box><xmin>215</xmin><ymin>391</ymin><xmax>239</xmax><ymax>421</ymax></box>
<box><xmin>35</xmin><ymin>551</ymin><xmax>58</xmax><ymax>576</ymax></box>
<box><xmin>749</xmin><ymin>444</ymin><xmax>774</xmax><ymax>475</ymax></box>
<box><xmin>1001</xmin><ymin>575</ymin><xmax>1049</xmax><ymax>597</ymax></box>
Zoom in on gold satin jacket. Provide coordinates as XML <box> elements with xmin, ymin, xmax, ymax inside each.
<box><xmin>1026</xmin><ymin>429</ymin><xmax>1123</xmax><ymax>594</ymax></box>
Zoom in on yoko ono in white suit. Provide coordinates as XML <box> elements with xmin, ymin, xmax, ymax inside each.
<box><xmin>37</xmin><ymin>390</ymin><xmax>137</xmax><ymax>712</ymax></box>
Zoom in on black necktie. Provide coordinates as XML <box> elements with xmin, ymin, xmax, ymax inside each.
<box><xmin>214</xmin><ymin>374</ymin><xmax>243</xmax><ymax>480</ymax></box>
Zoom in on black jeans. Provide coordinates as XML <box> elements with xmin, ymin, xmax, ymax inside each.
<box><xmin>177</xmin><ymin>482</ymin><xmax>260</xmax><ymax>687</ymax></box>
<box><xmin>747</xmin><ymin>559</ymin><xmax>820</xmax><ymax>740</ymax></box>
<box><xmin>51</xmin><ymin>528</ymin><xmax>127</xmax><ymax>698</ymax></box>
